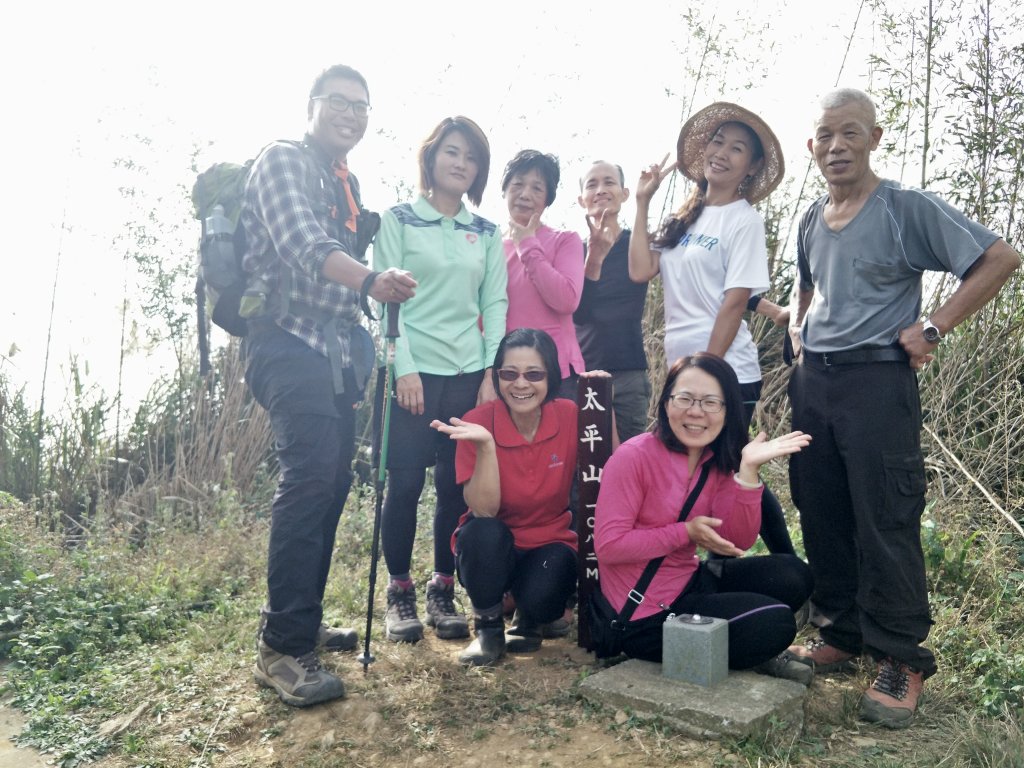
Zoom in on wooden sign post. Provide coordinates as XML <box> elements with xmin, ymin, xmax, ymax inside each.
<box><xmin>575</xmin><ymin>376</ymin><xmax>613</xmax><ymax>650</ymax></box>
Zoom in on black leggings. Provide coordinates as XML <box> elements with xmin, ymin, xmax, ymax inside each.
<box><xmin>381</xmin><ymin>462</ymin><xmax>464</xmax><ymax>576</ymax></box>
<box><xmin>741</xmin><ymin>387</ymin><xmax>796</xmax><ymax>557</ymax></box>
<box><xmin>621</xmin><ymin>554</ymin><xmax>813</xmax><ymax>669</ymax></box>
<box><xmin>455</xmin><ymin>516</ymin><xmax>577</xmax><ymax>624</ymax></box>
<box><xmin>378</xmin><ymin>371</ymin><xmax>482</xmax><ymax>577</ymax></box>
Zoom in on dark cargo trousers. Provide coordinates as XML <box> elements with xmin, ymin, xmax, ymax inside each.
<box><xmin>245</xmin><ymin>320</ymin><xmax>358</xmax><ymax>657</ymax></box>
<box><xmin>788</xmin><ymin>357</ymin><xmax>936</xmax><ymax>677</ymax></box>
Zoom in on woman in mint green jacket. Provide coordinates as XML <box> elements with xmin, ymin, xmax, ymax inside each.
<box><xmin>371</xmin><ymin>116</ymin><xmax>508</xmax><ymax>645</ymax></box>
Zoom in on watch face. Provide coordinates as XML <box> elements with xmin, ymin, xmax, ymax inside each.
<box><xmin>923</xmin><ymin>326</ymin><xmax>941</xmax><ymax>343</ymax></box>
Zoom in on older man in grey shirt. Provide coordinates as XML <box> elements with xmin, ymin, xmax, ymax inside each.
<box><xmin>785</xmin><ymin>87</ymin><xmax>1020</xmax><ymax>728</ymax></box>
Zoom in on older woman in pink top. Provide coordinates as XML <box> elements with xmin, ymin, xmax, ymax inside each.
<box><xmin>501</xmin><ymin>150</ymin><xmax>585</xmax><ymax>400</ymax></box>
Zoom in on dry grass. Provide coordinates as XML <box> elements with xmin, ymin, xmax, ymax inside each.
<box><xmin>5</xmin><ymin>255</ymin><xmax>1021</xmax><ymax>768</ymax></box>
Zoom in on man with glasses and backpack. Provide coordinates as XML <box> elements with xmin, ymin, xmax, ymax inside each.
<box><xmin>242</xmin><ymin>63</ymin><xmax>416</xmax><ymax>707</ymax></box>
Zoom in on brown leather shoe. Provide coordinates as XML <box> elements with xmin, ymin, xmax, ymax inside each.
<box><xmin>859</xmin><ymin>658</ymin><xmax>924</xmax><ymax>728</ymax></box>
<box><xmin>787</xmin><ymin>637</ymin><xmax>857</xmax><ymax>673</ymax></box>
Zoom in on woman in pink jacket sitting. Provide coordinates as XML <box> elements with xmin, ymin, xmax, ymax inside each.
<box><xmin>594</xmin><ymin>352</ymin><xmax>814</xmax><ymax>679</ymax></box>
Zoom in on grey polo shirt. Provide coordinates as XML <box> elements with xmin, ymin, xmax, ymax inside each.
<box><xmin>797</xmin><ymin>180</ymin><xmax>999</xmax><ymax>352</ymax></box>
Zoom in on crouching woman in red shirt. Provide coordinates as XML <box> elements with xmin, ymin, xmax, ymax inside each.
<box><xmin>431</xmin><ymin>328</ymin><xmax>587</xmax><ymax>666</ymax></box>
<box><xmin>594</xmin><ymin>352</ymin><xmax>814</xmax><ymax>679</ymax></box>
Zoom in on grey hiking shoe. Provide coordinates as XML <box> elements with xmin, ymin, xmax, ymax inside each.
<box><xmin>254</xmin><ymin>639</ymin><xmax>345</xmax><ymax>707</ymax></box>
<box><xmin>385</xmin><ymin>582</ymin><xmax>424</xmax><ymax>643</ymax></box>
<box><xmin>317</xmin><ymin>624</ymin><xmax>359</xmax><ymax>652</ymax></box>
<box><xmin>540</xmin><ymin>609</ymin><xmax>573</xmax><ymax>639</ymax></box>
<box><xmin>257</xmin><ymin>607</ymin><xmax>357</xmax><ymax>653</ymax></box>
<box><xmin>425</xmin><ymin>578</ymin><xmax>469</xmax><ymax>639</ymax></box>
<box><xmin>756</xmin><ymin>650</ymin><xmax>814</xmax><ymax>685</ymax></box>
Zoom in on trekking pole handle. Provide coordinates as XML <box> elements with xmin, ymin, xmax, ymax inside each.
<box><xmin>385</xmin><ymin>302</ymin><xmax>400</xmax><ymax>340</ymax></box>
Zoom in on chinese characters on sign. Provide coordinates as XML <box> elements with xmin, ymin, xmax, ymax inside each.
<box><xmin>575</xmin><ymin>377</ymin><xmax>613</xmax><ymax>651</ymax></box>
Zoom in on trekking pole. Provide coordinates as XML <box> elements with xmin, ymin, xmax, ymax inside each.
<box><xmin>357</xmin><ymin>301</ymin><xmax>400</xmax><ymax>674</ymax></box>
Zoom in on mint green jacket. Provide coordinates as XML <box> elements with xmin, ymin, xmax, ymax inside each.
<box><xmin>373</xmin><ymin>196</ymin><xmax>508</xmax><ymax>377</ymax></box>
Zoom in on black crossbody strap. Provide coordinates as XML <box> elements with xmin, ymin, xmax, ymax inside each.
<box><xmin>612</xmin><ymin>462</ymin><xmax>711</xmax><ymax>628</ymax></box>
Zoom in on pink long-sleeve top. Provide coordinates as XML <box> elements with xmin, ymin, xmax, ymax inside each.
<box><xmin>504</xmin><ymin>225</ymin><xmax>585</xmax><ymax>379</ymax></box>
<box><xmin>593</xmin><ymin>432</ymin><xmax>762</xmax><ymax>621</ymax></box>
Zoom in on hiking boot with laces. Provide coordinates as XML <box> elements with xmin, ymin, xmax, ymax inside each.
<box><xmin>787</xmin><ymin>636</ymin><xmax>857</xmax><ymax>673</ymax></box>
<box><xmin>860</xmin><ymin>657</ymin><xmax>924</xmax><ymax>729</ymax></box>
<box><xmin>254</xmin><ymin>639</ymin><xmax>345</xmax><ymax>707</ymax></box>
<box><xmin>424</xmin><ymin>577</ymin><xmax>469</xmax><ymax>639</ymax></box>
<box><xmin>317</xmin><ymin>624</ymin><xmax>359</xmax><ymax>652</ymax></box>
<box><xmin>755</xmin><ymin>650</ymin><xmax>814</xmax><ymax>686</ymax></box>
<box><xmin>385</xmin><ymin>582</ymin><xmax>424</xmax><ymax>643</ymax></box>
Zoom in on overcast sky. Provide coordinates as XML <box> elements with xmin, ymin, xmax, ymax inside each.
<box><xmin>2</xmin><ymin>0</ymin><xmax>906</xmax><ymax>410</ymax></box>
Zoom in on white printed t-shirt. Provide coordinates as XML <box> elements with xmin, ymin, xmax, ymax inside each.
<box><xmin>657</xmin><ymin>199</ymin><xmax>770</xmax><ymax>384</ymax></box>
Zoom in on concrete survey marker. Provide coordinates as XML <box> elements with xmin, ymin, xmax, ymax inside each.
<box><xmin>578</xmin><ymin>659</ymin><xmax>806</xmax><ymax>739</ymax></box>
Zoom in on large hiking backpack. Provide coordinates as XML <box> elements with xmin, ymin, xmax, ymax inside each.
<box><xmin>191</xmin><ymin>158</ymin><xmax>259</xmax><ymax>342</ymax></box>
<box><xmin>190</xmin><ymin>142</ymin><xmax>382</xmax><ymax>378</ymax></box>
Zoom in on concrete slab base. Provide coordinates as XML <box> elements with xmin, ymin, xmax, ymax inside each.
<box><xmin>578</xmin><ymin>659</ymin><xmax>807</xmax><ymax>740</ymax></box>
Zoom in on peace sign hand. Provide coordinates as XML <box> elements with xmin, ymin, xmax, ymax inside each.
<box><xmin>585</xmin><ymin>209</ymin><xmax>616</xmax><ymax>263</ymax></box>
<box><xmin>635</xmin><ymin>153</ymin><xmax>676</xmax><ymax>204</ymax></box>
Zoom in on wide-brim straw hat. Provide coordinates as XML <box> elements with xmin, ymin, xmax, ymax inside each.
<box><xmin>676</xmin><ymin>102</ymin><xmax>785</xmax><ymax>204</ymax></box>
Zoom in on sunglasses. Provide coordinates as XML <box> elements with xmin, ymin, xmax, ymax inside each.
<box><xmin>497</xmin><ymin>368</ymin><xmax>547</xmax><ymax>382</ymax></box>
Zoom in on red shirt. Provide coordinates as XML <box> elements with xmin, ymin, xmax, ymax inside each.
<box><xmin>454</xmin><ymin>398</ymin><xmax>578</xmax><ymax>551</ymax></box>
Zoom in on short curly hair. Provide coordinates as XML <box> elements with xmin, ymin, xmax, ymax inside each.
<box><xmin>500</xmin><ymin>150</ymin><xmax>560</xmax><ymax>206</ymax></box>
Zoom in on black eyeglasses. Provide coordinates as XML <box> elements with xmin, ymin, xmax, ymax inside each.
<box><xmin>497</xmin><ymin>369</ymin><xmax>547</xmax><ymax>382</ymax></box>
<box><xmin>311</xmin><ymin>94</ymin><xmax>372</xmax><ymax>117</ymax></box>
<box><xmin>667</xmin><ymin>394</ymin><xmax>725</xmax><ymax>413</ymax></box>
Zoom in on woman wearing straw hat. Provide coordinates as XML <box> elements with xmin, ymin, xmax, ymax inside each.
<box><xmin>628</xmin><ymin>101</ymin><xmax>795</xmax><ymax>557</ymax></box>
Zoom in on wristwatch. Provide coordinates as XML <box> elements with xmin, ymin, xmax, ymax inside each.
<box><xmin>922</xmin><ymin>318</ymin><xmax>944</xmax><ymax>344</ymax></box>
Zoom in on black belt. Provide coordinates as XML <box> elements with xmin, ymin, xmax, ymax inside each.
<box><xmin>802</xmin><ymin>346</ymin><xmax>909</xmax><ymax>367</ymax></box>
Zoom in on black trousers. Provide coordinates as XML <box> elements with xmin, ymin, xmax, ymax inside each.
<box><xmin>455</xmin><ymin>516</ymin><xmax>577</xmax><ymax>625</ymax></box>
<box><xmin>788</xmin><ymin>358</ymin><xmax>936</xmax><ymax>677</ymax></box>
<box><xmin>245</xmin><ymin>320</ymin><xmax>358</xmax><ymax>657</ymax></box>
<box><xmin>620</xmin><ymin>554</ymin><xmax>813</xmax><ymax>669</ymax></box>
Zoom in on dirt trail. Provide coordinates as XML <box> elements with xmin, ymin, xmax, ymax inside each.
<box><xmin>0</xmin><ymin>699</ymin><xmax>47</xmax><ymax>768</ymax></box>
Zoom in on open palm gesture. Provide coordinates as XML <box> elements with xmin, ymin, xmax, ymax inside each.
<box><xmin>740</xmin><ymin>430</ymin><xmax>812</xmax><ymax>470</ymax></box>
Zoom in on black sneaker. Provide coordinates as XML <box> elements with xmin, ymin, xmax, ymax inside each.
<box><xmin>254</xmin><ymin>639</ymin><xmax>345</xmax><ymax>707</ymax></box>
<box><xmin>385</xmin><ymin>582</ymin><xmax>424</xmax><ymax>643</ymax></box>
<box><xmin>424</xmin><ymin>578</ymin><xmax>469</xmax><ymax>639</ymax></box>
<box><xmin>505</xmin><ymin>610</ymin><xmax>542</xmax><ymax>653</ymax></box>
